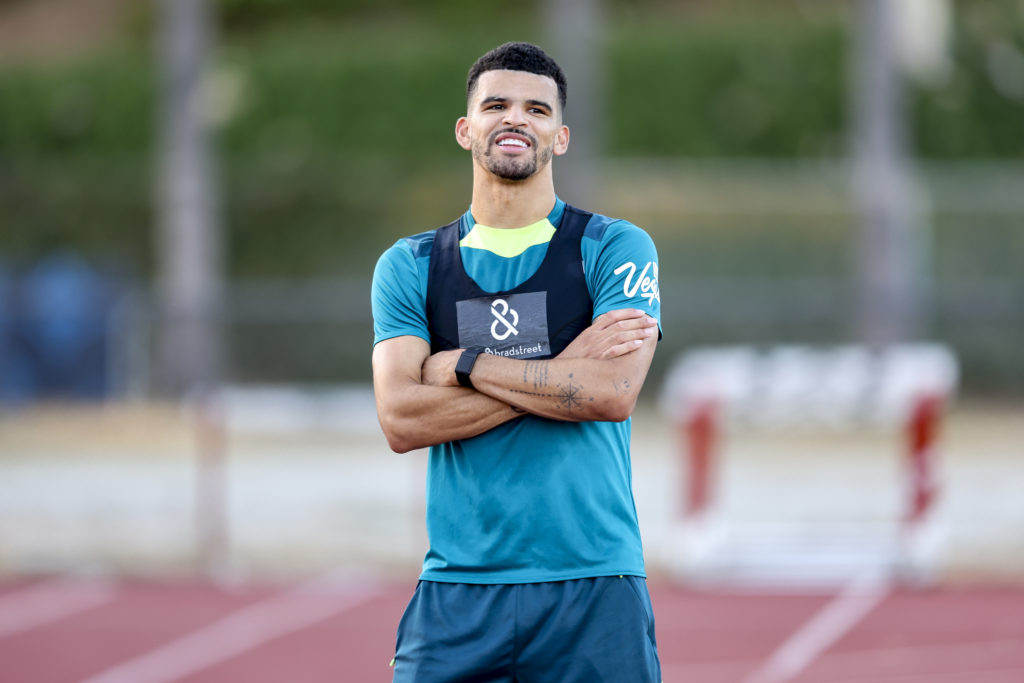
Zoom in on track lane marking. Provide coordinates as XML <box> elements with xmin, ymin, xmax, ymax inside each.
<box><xmin>742</xmin><ymin>569</ymin><xmax>890</xmax><ymax>683</ymax></box>
<box><xmin>0</xmin><ymin>577</ymin><xmax>118</xmax><ymax>639</ymax></box>
<box><xmin>79</xmin><ymin>571</ymin><xmax>380</xmax><ymax>683</ymax></box>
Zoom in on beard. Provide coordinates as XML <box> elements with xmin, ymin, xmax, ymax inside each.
<box><xmin>473</xmin><ymin>129</ymin><xmax>553</xmax><ymax>181</ymax></box>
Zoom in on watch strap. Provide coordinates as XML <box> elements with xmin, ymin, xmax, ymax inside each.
<box><xmin>455</xmin><ymin>348</ymin><xmax>484</xmax><ymax>388</ymax></box>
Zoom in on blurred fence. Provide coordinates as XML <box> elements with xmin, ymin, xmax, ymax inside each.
<box><xmin>2</xmin><ymin>159</ymin><xmax>1023</xmax><ymax>400</ymax></box>
<box><xmin>603</xmin><ymin>160</ymin><xmax>1024</xmax><ymax>396</ymax></box>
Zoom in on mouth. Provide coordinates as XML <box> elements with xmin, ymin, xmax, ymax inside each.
<box><xmin>494</xmin><ymin>132</ymin><xmax>532</xmax><ymax>153</ymax></box>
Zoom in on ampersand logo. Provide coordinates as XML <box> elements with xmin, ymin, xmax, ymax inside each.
<box><xmin>489</xmin><ymin>298</ymin><xmax>520</xmax><ymax>340</ymax></box>
<box><xmin>457</xmin><ymin>292</ymin><xmax>548</xmax><ymax>358</ymax></box>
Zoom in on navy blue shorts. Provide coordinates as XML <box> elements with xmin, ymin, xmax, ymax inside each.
<box><xmin>391</xmin><ymin>576</ymin><xmax>661</xmax><ymax>683</ymax></box>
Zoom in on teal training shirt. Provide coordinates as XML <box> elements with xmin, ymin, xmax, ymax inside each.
<box><xmin>371</xmin><ymin>198</ymin><xmax>662</xmax><ymax>583</ymax></box>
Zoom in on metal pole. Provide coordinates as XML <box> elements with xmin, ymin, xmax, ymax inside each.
<box><xmin>195</xmin><ymin>388</ymin><xmax>231</xmax><ymax>580</ymax></box>
<box><xmin>544</xmin><ymin>0</ymin><xmax>605</xmax><ymax>208</ymax></box>
<box><xmin>156</xmin><ymin>0</ymin><xmax>228</xmax><ymax>580</ymax></box>
<box><xmin>850</xmin><ymin>0</ymin><xmax>925</xmax><ymax>347</ymax></box>
<box><xmin>156</xmin><ymin>0</ymin><xmax>224</xmax><ymax>397</ymax></box>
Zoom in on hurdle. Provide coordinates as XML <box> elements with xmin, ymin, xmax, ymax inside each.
<box><xmin>660</xmin><ymin>343</ymin><xmax>958</xmax><ymax>586</ymax></box>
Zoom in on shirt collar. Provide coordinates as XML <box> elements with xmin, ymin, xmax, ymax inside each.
<box><xmin>461</xmin><ymin>197</ymin><xmax>566</xmax><ymax>236</ymax></box>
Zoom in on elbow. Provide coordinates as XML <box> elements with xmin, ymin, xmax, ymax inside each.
<box><xmin>385</xmin><ymin>432</ymin><xmax>417</xmax><ymax>454</ymax></box>
<box><xmin>384</xmin><ymin>427</ymin><xmax>421</xmax><ymax>453</ymax></box>
<box><xmin>596</xmin><ymin>393</ymin><xmax>638</xmax><ymax>423</ymax></box>
<box><xmin>378</xmin><ymin>413</ymin><xmax>422</xmax><ymax>454</ymax></box>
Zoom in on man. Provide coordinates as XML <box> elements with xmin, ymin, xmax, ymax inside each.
<box><xmin>371</xmin><ymin>42</ymin><xmax>663</xmax><ymax>682</ymax></box>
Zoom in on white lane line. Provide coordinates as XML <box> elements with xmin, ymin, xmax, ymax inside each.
<box><xmin>0</xmin><ymin>577</ymin><xmax>118</xmax><ymax>639</ymax></box>
<box><xmin>742</xmin><ymin>569</ymin><xmax>891</xmax><ymax>683</ymax></box>
<box><xmin>79</xmin><ymin>571</ymin><xmax>381</xmax><ymax>683</ymax></box>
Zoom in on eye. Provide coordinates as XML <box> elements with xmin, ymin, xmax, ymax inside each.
<box><xmin>486</xmin><ymin>104</ymin><xmax>504</xmax><ymax>111</ymax></box>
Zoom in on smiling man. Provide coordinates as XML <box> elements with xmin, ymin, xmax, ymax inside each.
<box><xmin>371</xmin><ymin>42</ymin><xmax>663</xmax><ymax>682</ymax></box>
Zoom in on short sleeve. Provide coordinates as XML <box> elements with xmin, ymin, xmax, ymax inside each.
<box><xmin>585</xmin><ymin>220</ymin><xmax>662</xmax><ymax>331</ymax></box>
<box><xmin>371</xmin><ymin>239</ymin><xmax>431</xmax><ymax>345</ymax></box>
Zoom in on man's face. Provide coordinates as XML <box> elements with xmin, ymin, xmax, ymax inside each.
<box><xmin>457</xmin><ymin>69</ymin><xmax>569</xmax><ymax>182</ymax></box>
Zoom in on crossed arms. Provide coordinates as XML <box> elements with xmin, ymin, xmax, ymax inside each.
<box><xmin>372</xmin><ymin>309</ymin><xmax>658</xmax><ymax>453</ymax></box>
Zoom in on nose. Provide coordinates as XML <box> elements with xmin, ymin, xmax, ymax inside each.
<box><xmin>501</xmin><ymin>104</ymin><xmax>528</xmax><ymax>128</ymax></box>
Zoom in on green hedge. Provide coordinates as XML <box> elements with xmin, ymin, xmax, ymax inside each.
<box><xmin>2</xmin><ymin>4</ymin><xmax>1023</xmax><ymax>162</ymax></box>
<box><xmin>2</xmin><ymin>4</ymin><xmax>1023</xmax><ymax>283</ymax></box>
<box><xmin>608</xmin><ymin>15</ymin><xmax>847</xmax><ymax>157</ymax></box>
<box><xmin>0</xmin><ymin>52</ymin><xmax>153</xmax><ymax>156</ymax></box>
<box><xmin>2</xmin><ymin>3</ymin><xmax>1023</xmax><ymax>392</ymax></box>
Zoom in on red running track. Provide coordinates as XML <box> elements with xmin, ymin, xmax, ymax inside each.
<box><xmin>1</xmin><ymin>575</ymin><xmax>1023</xmax><ymax>683</ymax></box>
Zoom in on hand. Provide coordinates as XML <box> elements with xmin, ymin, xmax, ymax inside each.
<box><xmin>557</xmin><ymin>309</ymin><xmax>657</xmax><ymax>360</ymax></box>
<box><xmin>421</xmin><ymin>349</ymin><xmax>463</xmax><ymax>387</ymax></box>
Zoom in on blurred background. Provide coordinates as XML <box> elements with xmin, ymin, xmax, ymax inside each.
<box><xmin>1</xmin><ymin>0</ymin><xmax>1022</xmax><ymax>399</ymax></box>
<box><xmin>1</xmin><ymin>0</ymin><xmax>1024</xmax><ymax>679</ymax></box>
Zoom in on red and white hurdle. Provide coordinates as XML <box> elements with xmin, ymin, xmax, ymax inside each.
<box><xmin>661</xmin><ymin>343</ymin><xmax>958</xmax><ymax>586</ymax></box>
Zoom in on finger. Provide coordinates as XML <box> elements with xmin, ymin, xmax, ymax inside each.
<box><xmin>602</xmin><ymin>338</ymin><xmax>645</xmax><ymax>359</ymax></box>
<box><xmin>597</xmin><ymin>329</ymin><xmax>652</xmax><ymax>353</ymax></box>
<box><xmin>609</xmin><ymin>316</ymin><xmax>658</xmax><ymax>333</ymax></box>
<box><xmin>592</xmin><ymin>309</ymin><xmax>632</xmax><ymax>329</ymax></box>
<box><xmin>599</xmin><ymin>322</ymin><xmax>658</xmax><ymax>345</ymax></box>
<box><xmin>593</xmin><ymin>308</ymin><xmax>650</xmax><ymax>330</ymax></box>
<box><xmin>617</xmin><ymin>326</ymin><xmax>657</xmax><ymax>343</ymax></box>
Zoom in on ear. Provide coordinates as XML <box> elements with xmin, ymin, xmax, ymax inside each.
<box><xmin>553</xmin><ymin>124</ymin><xmax>570</xmax><ymax>157</ymax></box>
<box><xmin>455</xmin><ymin>117</ymin><xmax>472</xmax><ymax>151</ymax></box>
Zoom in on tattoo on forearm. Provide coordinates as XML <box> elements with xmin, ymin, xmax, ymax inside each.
<box><xmin>509</xmin><ymin>372</ymin><xmax>593</xmax><ymax>414</ymax></box>
<box><xmin>612</xmin><ymin>377</ymin><xmax>632</xmax><ymax>395</ymax></box>
<box><xmin>557</xmin><ymin>380</ymin><xmax>585</xmax><ymax>412</ymax></box>
<box><xmin>523</xmin><ymin>361</ymin><xmax>549</xmax><ymax>390</ymax></box>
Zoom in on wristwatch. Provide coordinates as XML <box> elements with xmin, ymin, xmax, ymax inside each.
<box><xmin>455</xmin><ymin>348</ymin><xmax>484</xmax><ymax>388</ymax></box>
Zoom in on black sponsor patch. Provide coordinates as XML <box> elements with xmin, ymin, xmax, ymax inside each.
<box><xmin>456</xmin><ymin>292</ymin><xmax>550</xmax><ymax>358</ymax></box>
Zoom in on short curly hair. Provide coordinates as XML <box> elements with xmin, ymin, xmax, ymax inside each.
<box><xmin>466</xmin><ymin>42</ymin><xmax>567</xmax><ymax>114</ymax></box>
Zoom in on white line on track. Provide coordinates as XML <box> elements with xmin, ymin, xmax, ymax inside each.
<box><xmin>0</xmin><ymin>577</ymin><xmax>118</xmax><ymax>640</ymax></box>
<box><xmin>79</xmin><ymin>569</ymin><xmax>381</xmax><ymax>683</ymax></box>
<box><xmin>742</xmin><ymin>568</ymin><xmax>891</xmax><ymax>683</ymax></box>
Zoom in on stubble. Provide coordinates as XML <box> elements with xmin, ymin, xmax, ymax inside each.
<box><xmin>473</xmin><ymin>128</ymin><xmax>553</xmax><ymax>182</ymax></box>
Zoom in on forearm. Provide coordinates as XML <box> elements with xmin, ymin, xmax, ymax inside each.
<box><xmin>469</xmin><ymin>352</ymin><xmax>646</xmax><ymax>423</ymax></box>
<box><xmin>414</xmin><ymin>311</ymin><xmax>657</xmax><ymax>426</ymax></box>
<box><xmin>373</xmin><ymin>336</ymin><xmax>523</xmax><ymax>453</ymax></box>
<box><xmin>376</xmin><ymin>380</ymin><xmax>522</xmax><ymax>453</ymax></box>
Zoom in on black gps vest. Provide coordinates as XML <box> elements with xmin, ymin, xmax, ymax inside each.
<box><xmin>426</xmin><ymin>205</ymin><xmax>594</xmax><ymax>359</ymax></box>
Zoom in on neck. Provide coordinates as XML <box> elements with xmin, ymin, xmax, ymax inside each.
<box><xmin>469</xmin><ymin>162</ymin><xmax>557</xmax><ymax>228</ymax></box>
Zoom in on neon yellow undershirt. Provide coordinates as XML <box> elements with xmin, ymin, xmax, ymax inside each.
<box><xmin>459</xmin><ymin>218</ymin><xmax>556</xmax><ymax>258</ymax></box>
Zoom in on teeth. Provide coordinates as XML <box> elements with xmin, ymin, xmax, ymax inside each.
<box><xmin>498</xmin><ymin>139</ymin><xmax>527</xmax><ymax>148</ymax></box>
